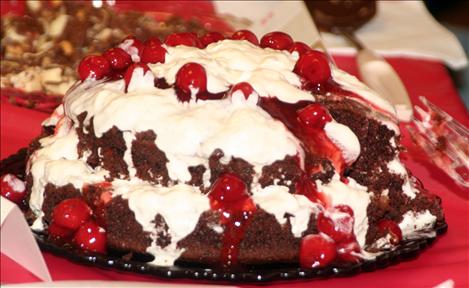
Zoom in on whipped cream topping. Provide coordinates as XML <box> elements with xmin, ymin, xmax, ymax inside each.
<box><xmin>112</xmin><ymin>179</ymin><xmax>210</xmax><ymax>265</ymax></box>
<box><xmin>324</xmin><ymin>122</ymin><xmax>361</xmax><ymax>164</ymax></box>
<box><xmin>399</xmin><ymin>210</ymin><xmax>437</xmax><ymax>239</ymax></box>
<box><xmin>251</xmin><ymin>185</ymin><xmax>321</xmax><ymax>237</ymax></box>
<box><xmin>387</xmin><ymin>157</ymin><xmax>418</xmax><ymax>199</ymax></box>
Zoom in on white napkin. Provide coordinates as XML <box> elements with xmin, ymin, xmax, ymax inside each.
<box><xmin>1</xmin><ymin>197</ymin><xmax>52</xmax><ymax>282</ymax></box>
<box><xmin>213</xmin><ymin>0</ymin><xmax>467</xmax><ymax>70</ymax></box>
<box><xmin>321</xmin><ymin>1</ymin><xmax>468</xmax><ymax>70</ymax></box>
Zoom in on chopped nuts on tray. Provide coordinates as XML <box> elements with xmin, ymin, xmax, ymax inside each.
<box><xmin>1</xmin><ymin>1</ymin><xmax>208</xmax><ymax>98</ymax></box>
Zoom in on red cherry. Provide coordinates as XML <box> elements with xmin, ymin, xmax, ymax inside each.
<box><xmin>123</xmin><ymin>35</ymin><xmax>144</xmax><ymax>54</ymax></box>
<box><xmin>103</xmin><ymin>47</ymin><xmax>132</xmax><ymax>71</ymax></box>
<box><xmin>199</xmin><ymin>32</ymin><xmax>225</xmax><ymax>47</ymax></box>
<box><xmin>77</xmin><ymin>55</ymin><xmax>111</xmax><ymax>81</ymax></box>
<box><xmin>334</xmin><ymin>204</ymin><xmax>354</xmax><ymax>217</ymax></box>
<box><xmin>289</xmin><ymin>41</ymin><xmax>312</xmax><ymax>56</ymax></box>
<box><xmin>123</xmin><ymin>63</ymin><xmax>150</xmax><ymax>91</ymax></box>
<box><xmin>144</xmin><ymin>37</ymin><xmax>162</xmax><ymax>47</ymax></box>
<box><xmin>210</xmin><ymin>173</ymin><xmax>248</xmax><ymax>204</ymax></box>
<box><xmin>293</xmin><ymin>50</ymin><xmax>331</xmax><ymax>84</ymax></box>
<box><xmin>336</xmin><ymin>237</ymin><xmax>361</xmax><ymax>263</ymax></box>
<box><xmin>230</xmin><ymin>30</ymin><xmax>259</xmax><ymax>45</ymax></box>
<box><xmin>52</xmin><ymin>198</ymin><xmax>92</xmax><ymax>230</ymax></box>
<box><xmin>294</xmin><ymin>174</ymin><xmax>327</xmax><ymax>205</ymax></box>
<box><xmin>1</xmin><ymin>174</ymin><xmax>26</xmax><ymax>204</ymax></box>
<box><xmin>377</xmin><ymin>219</ymin><xmax>402</xmax><ymax>245</ymax></box>
<box><xmin>165</xmin><ymin>32</ymin><xmax>201</xmax><ymax>47</ymax></box>
<box><xmin>317</xmin><ymin>209</ymin><xmax>354</xmax><ymax>243</ymax></box>
<box><xmin>141</xmin><ymin>44</ymin><xmax>166</xmax><ymax>64</ymax></box>
<box><xmin>260</xmin><ymin>31</ymin><xmax>293</xmax><ymax>50</ymax></box>
<box><xmin>230</xmin><ymin>82</ymin><xmax>254</xmax><ymax>99</ymax></box>
<box><xmin>73</xmin><ymin>220</ymin><xmax>106</xmax><ymax>253</ymax></box>
<box><xmin>48</xmin><ymin>221</ymin><xmax>74</xmax><ymax>242</ymax></box>
<box><xmin>300</xmin><ymin>234</ymin><xmax>337</xmax><ymax>268</ymax></box>
<box><xmin>297</xmin><ymin>103</ymin><xmax>332</xmax><ymax>130</ymax></box>
<box><xmin>175</xmin><ymin>62</ymin><xmax>207</xmax><ymax>101</ymax></box>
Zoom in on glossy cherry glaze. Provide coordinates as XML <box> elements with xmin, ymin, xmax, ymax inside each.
<box><xmin>124</xmin><ymin>63</ymin><xmax>150</xmax><ymax>92</ymax></box>
<box><xmin>124</xmin><ymin>36</ymin><xmax>144</xmax><ymax>52</ymax></box>
<box><xmin>258</xmin><ymin>97</ymin><xmax>345</xmax><ymax>174</ymax></box>
<box><xmin>230</xmin><ymin>30</ymin><xmax>259</xmax><ymax>45</ymax></box>
<box><xmin>48</xmin><ymin>221</ymin><xmax>75</xmax><ymax>243</ymax></box>
<box><xmin>230</xmin><ymin>82</ymin><xmax>255</xmax><ymax>99</ymax></box>
<box><xmin>300</xmin><ymin>234</ymin><xmax>337</xmax><ymax>268</ymax></box>
<box><xmin>289</xmin><ymin>41</ymin><xmax>312</xmax><ymax>57</ymax></box>
<box><xmin>294</xmin><ymin>50</ymin><xmax>331</xmax><ymax>85</ymax></box>
<box><xmin>0</xmin><ymin>173</ymin><xmax>26</xmax><ymax>205</ymax></box>
<box><xmin>140</xmin><ymin>44</ymin><xmax>166</xmax><ymax>64</ymax></box>
<box><xmin>78</xmin><ymin>55</ymin><xmax>111</xmax><ymax>81</ymax></box>
<box><xmin>175</xmin><ymin>62</ymin><xmax>207</xmax><ymax>102</ymax></box>
<box><xmin>294</xmin><ymin>173</ymin><xmax>327</xmax><ymax>206</ymax></box>
<box><xmin>144</xmin><ymin>37</ymin><xmax>163</xmax><ymax>47</ymax></box>
<box><xmin>377</xmin><ymin>219</ymin><xmax>403</xmax><ymax>245</ymax></box>
<box><xmin>73</xmin><ymin>219</ymin><xmax>107</xmax><ymax>254</ymax></box>
<box><xmin>208</xmin><ymin>174</ymin><xmax>257</xmax><ymax>268</ymax></box>
<box><xmin>199</xmin><ymin>32</ymin><xmax>225</xmax><ymax>47</ymax></box>
<box><xmin>103</xmin><ymin>47</ymin><xmax>132</xmax><ymax>71</ymax></box>
<box><xmin>317</xmin><ymin>207</ymin><xmax>354</xmax><ymax>243</ymax></box>
<box><xmin>52</xmin><ymin>198</ymin><xmax>92</xmax><ymax>230</ymax></box>
<box><xmin>336</xmin><ymin>236</ymin><xmax>361</xmax><ymax>263</ymax></box>
<box><xmin>260</xmin><ymin>31</ymin><xmax>293</xmax><ymax>50</ymax></box>
<box><xmin>165</xmin><ymin>32</ymin><xmax>201</xmax><ymax>48</ymax></box>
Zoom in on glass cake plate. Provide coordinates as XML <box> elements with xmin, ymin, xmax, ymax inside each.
<box><xmin>0</xmin><ymin>149</ymin><xmax>448</xmax><ymax>283</ymax></box>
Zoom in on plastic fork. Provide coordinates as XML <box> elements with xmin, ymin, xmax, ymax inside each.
<box><xmin>407</xmin><ymin>96</ymin><xmax>469</xmax><ymax>187</ymax></box>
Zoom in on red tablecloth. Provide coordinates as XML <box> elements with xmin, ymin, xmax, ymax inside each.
<box><xmin>1</xmin><ymin>56</ymin><xmax>468</xmax><ymax>287</ymax></box>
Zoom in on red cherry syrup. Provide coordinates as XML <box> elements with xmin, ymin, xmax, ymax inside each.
<box><xmin>208</xmin><ymin>174</ymin><xmax>257</xmax><ymax>268</ymax></box>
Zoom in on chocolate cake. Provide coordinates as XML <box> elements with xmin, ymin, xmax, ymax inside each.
<box><xmin>2</xmin><ymin>30</ymin><xmax>444</xmax><ymax>270</ymax></box>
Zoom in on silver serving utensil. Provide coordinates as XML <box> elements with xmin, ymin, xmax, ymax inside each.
<box><xmin>339</xmin><ymin>29</ymin><xmax>413</xmax><ymax>122</ymax></box>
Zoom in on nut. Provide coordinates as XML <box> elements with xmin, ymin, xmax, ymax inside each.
<box><xmin>59</xmin><ymin>40</ymin><xmax>74</xmax><ymax>56</ymax></box>
<box><xmin>76</xmin><ymin>9</ymin><xmax>86</xmax><ymax>22</ymax></box>
<box><xmin>4</xmin><ymin>44</ymin><xmax>24</xmax><ymax>59</ymax></box>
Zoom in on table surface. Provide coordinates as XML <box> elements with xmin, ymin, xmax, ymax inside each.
<box><xmin>1</xmin><ymin>55</ymin><xmax>468</xmax><ymax>288</ymax></box>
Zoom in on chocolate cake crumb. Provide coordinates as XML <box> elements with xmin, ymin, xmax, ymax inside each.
<box><xmin>153</xmin><ymin>214</ymin><xmax>171</xmax><ymax>248</ymax></box>
<box><xmin>99</xmin><ymin>126</ymin><xmax>128</xmax><ymax>179</ymax></box>
<box><xmin>76</xmin><ymin>112</ymin><xmax>100</xmax><ymax>168</ymax></box>
<box><xmin>76</xmin><ymin>113</ymin><xmax>128</xmax><ymax>180</ymax></box>
<box><xmin>105</xmin><ymin>196</ymin><xmax>151</xmax><ymax>253</ymax></box>
<box><xmin>239</xmin><ymin>210</ymin><xmax>299</xmax><ymax>265</ymax></box>
<box><xmin>42</xmin><ymin>183</ymin><xmax>81</xmax><ymax>223</ymax></box>
<box><xmin>131</xmin><ymin>130</ymin><xmax>170</xmax><ymax>185</ymax></box>
<box><xmin>208</xmin><ymin>149</ymin><xmax>255</xmax><ymax>190</ymax></box>
<box><xmin>305</xmin><ymin>154</ymin><xmax>335</xmax><ymax>184</ymax></box>
<box><xmin>187</xmin><ymin>165</ymin><xmax>206</xmax><ymax>189</ymax></box>
<box><xmin>259</xmin><ymin>155</ymin><xmax>303</xmax><ymax>193</ymax></box>
<box><xmin>178</xmin><ymin>211</ymin><xmax>223</xmax><ymax>265</ymax></box>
